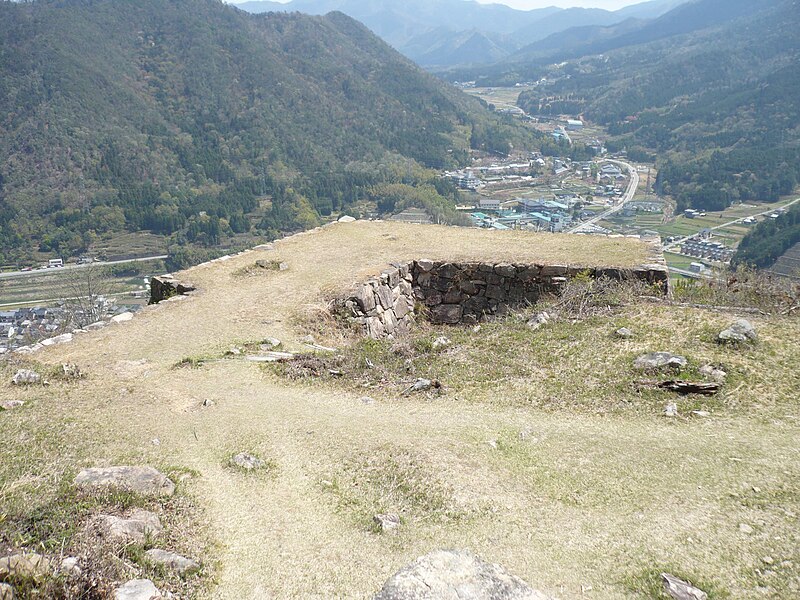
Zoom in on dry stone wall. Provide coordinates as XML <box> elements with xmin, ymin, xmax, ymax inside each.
<box><xmin>346</xmin><ymin>259</ymin><xmax>669</xmax><ymax>338</ymax></box>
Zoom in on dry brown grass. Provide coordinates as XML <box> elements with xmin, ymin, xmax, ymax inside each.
<box><xmin>0</xmin><ymin>222</ymin><xmax>797</xmax><ymax>599</ymax></box>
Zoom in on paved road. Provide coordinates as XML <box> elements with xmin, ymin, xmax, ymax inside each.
<box><xmin>661</xmin><ymin>196</ymin><xmax>800</xmax><ymax>252</ymax></box>
<box><xmin>0</xmin><ymin>255</ymin><xmax>167</xmax><ymax>280</ymax></box>
<box><xmin>568</xmin><ymin>160</ymin><xmax>640</xmax><ymax>234</ymax></box>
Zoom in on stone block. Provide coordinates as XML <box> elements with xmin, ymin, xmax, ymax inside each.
<box><xmin>436</xmin><ymin>263</ymin><xmax>459</xmax><ymax>279</ymax></box>
<box><xmin>486</xmin><ymin>285</ymin><xmax>506</xmax><ymax>300</ymax></box>
<box><xmin>424</xmin><ymin>292</ymin><xmax>443</xmax><ymax>306</ymax></box>
<box><xmin>540</xmin><ymin>265</ymin><xmax>567</xmax><ymax>277</ymax></box>
<box><xmin>443</xmin><ymin>289</ymin><xmax>462</xmax><ymax>304</ymax></box>
<box><xmin>382</xmin><ymin>268</ymin><xmax>400</xmax><ymax>287</ymax></box>
<box><xmin>354</xmin><ymin>284</ymin><xmax>376</xmax><ymax>313</ymax></box>
<box><xmin>416</xmin><ymin>272</ymin><xmax>431</xmax><ymax>287</ymax></box>
<box><xmin>416</xmin><ymin>259</ymin><xmax>434</xmax><ymax>272</ymax></box>
<box><xmin>430</xmin><ymin>304</ymin><xmax>463</xmax><ymax>324</ymax></box>
<box><xmin>376</xmin><ymin>285</ymin><xmax>394</xmax><ymax>310</ymax></box>
<box><xmin>494</xmin><ymin>263</ymin><xmax>517</xmax><ymax>277</ymax></box>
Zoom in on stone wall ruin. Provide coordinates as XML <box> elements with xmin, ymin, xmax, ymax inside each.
<box><xmin>344</xmin><ymin>259</ymin><xmax>669</xmax><ymax>339</ymax></box>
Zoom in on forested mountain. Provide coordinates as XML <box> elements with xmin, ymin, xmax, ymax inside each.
<box><xmin>232</xmin><ymin>0</ymin><xmax>688</xmax><ymax>68</ymax></box>
<box><xmin>514</xmin><ymin>0</ymin><xmax>799</xmax><ymax>213</ymax></box>
<box><xmin>0</xmin><ymin>0</ymin><xmax>536</xmax><ymax>262</ymax></box>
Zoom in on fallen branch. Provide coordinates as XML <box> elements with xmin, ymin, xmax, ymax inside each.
<box><xmin>638</xmin><ymin>380</ymin><xmax>721</xmax><ymax>396</ymax></box>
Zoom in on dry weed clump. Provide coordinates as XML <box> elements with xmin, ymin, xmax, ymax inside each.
<box><xmin>672</xmin><ymin>265</ymin><xmax>800</xmax><ymax>314</ymax></box>
<box><xmin>548</xmin><ymin>274</ymin><xmax>655</xmax><ymax>320</ymax></box>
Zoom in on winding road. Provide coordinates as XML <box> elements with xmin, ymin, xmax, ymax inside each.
<box><xmin>568</xmin><ymin>159</ymin><xmax>640</xmax><ymax>234</ymax></box>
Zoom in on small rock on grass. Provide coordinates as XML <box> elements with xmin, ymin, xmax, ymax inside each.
<box><xmin>661</xmin><ymin>573</ymin><xmax>707</xmax><ymax>600</ymax></box>
<box><xmin>699</xmin><ymin>364</ymin><xmax>727</xmax><ymax>383</ymax></box>
<box><xmin>664</xmin><ymin>403</ymin><xmax>679</xmax><ymax>418</ymax></box>
<box><xmin>74</xmin><ymin>466</ymin><xmax>175</xmax><ymax>497</ymax></box>
<box><xmin>101</xmin><ymin>509</ymin><xmax>163</xmax><ymax>542</ymax></box>
<box><xmin>373</xmin><ymin>514</ymin><xmax>401</xmax><ymax>533</ymax></box>
<box><xmin>615</xmin><ymin>327</ymin><xmax>634</xmax><ymax>339</ymax></box>
<box><xmin>634</xmin><ymin>352</ymin><xmax>687</xmax><ymax>371</ymax></box>
<box><xmin>718</xmin><ymin>319</ymin><xmax>757</xmax><ymax>344</ymax></box>
<box><xmin>0</xmin><ymin>401</ymin><xmax>25</xmax><ymax>411</ymax></box>
<box><xmin>432</xmin><ymin>336</ymin><xmax>451</xmax><ymax>350</ymax></box>
<box><xmin>527</xmin><ymin>312</ymin><xmax>550</xmax><ymax>330</ymax></box>
<box><xmin>739</xmin><ymin>523</ymin><xmax>754</xmax><ymax>534</ymax></box>
<box><xmin>60</xmin><ymin>557</ymin><xmax>81</xmax><ymax>577</ymax></box>
<box><xmin>230</xmin><ymin>452</ymin><xmax>264</xmax><ymax>470</ymax></box>
<box><xmin>145</xmin><ymin>549</ymin><xmax>200</xmax><ymax>574</ymax></box>
<box><xmin>11</xmin><ymin>370</ymin><xmax>41</xmax><ymax>385</ymax></box>
<box><xmin>114</xmin><ymin>579</ymin><xmax>162</xmax><ymax>600</ymax></box>
<box><xmin>0</xmin><ymin>553</ymin><xmax>51</xmax><ymax>582</ymax></box>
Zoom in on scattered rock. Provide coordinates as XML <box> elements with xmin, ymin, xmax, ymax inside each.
<box><xmin>74</xmin><ymin>466</ymin><xmax>175</xmax><ymax>497</ymax></box>
<box><xmin>360</xmin><ymin>396</ymin><xmax>376</xmax><ymax>405</ymax></box>
<box><xmin>661</xmin><ymin>573</ymin><xmax>707</xmax><ymax>600</ymax></box>
<box><xmin>718</xmin><ymin>319</ymin><xmax>757</xmax><ymax>344</ymax></box>
<box><xmin>527</xmin><ymin>312</ymin><xmax>550</xmax><ymax>330</ymax></box>
<box><xmin>762</xmin><ymin>556</ymin><xmax>774</xmax><ymax>565</ymax></box>
<box><xmin>101</xmin><ymin>509</ymin><xmax>163</xmax><ymax>542</ymax></box>
<box><xmin>338</xmin><ymin>215</ymin><xmax>357</xmax><ymax>223</ymax></box>
<box><xmin>11</xmin><ymin>370</ymin><xmax>41</xmax><ymax>385</ymax></box>
<box><xmin>227</xmin><ymin>346</ymin><xmax>242</xmax><ymax>356</ymax></box>
<box><xmin>262</xmin><ymin>338</ymin><xmax>282</xmax><ymax>349</ymax></box>
<box><xmin>151</xmin><ymin>438</ymin><xmax>161</xmax><ymax>446</ymax></box>
<box><xmin>144</xmin><ymin>549</ymin><xmax>200</xmax><ymax>574</ymax></box>
<box><xmin>518</xmin><ymin>428</ymin><xmax>535</xmax><ymax>442</ymax></box>
<box><xmin>61</xmin><ymin>363</ymin><xmax>84</xmax><ymax>379</ymax></box>
<box><xmin>373</xmin><ymin>549</ymin><xmax>550</xmax><ymax>600</ymax></box>
<box><xmin>60</xmin><ymin>557</ymin><xmax>81</xmax><ymax>577</ymax></box>
<box><xmin>691</xmin><ymin>410</ymin><xmax>711</xmax><ymax>418</ymax></box>
<box><xmin>114</xmin><ymin>579</ymin><xmax>162</xmax><ymax>600</ymax></box>
<box><xmin>111</xmin><ymin>312</ymin><xmax>134</xmax><ymax>323</ymax></box>
<box><xmin>633</xmin><ymin>352</ymin><xmax>687</xmax><ymax>371</ymax></box>
<box><xmin>230</xmin><ymin>453</ymin><xmax>264</xmax><ymax>470</ymax></box>
<box><xmin>0</xmin><ymin>553</ymin><xmax>52</xmax><ymax>582</ymax></box>
<box><xmin>40</xmin><ymin>332</ymin><xmax>73</xmax><ymax>347</ymax></box>
<box><xmin>373</xmin><ymin>513</ymin><xmax>401</xmax><ymax>533</ymax></box>
<box><xmin>699</xmin><ymin>365</ymin><xmax>727</xmax><ymax>383</ymax></box>
<box><xmin>487</xmin><ymin>439</ymin><xmax>499</xmax><ymax>450</ymax></box>
<box><xmin>246</xmin><ymin>351</ymin><xmax>295</xmax><ymax>363</ymax></box>
<box><xmin>615</xmin><ymin>327</ymin><xmax>634</xmax><ymax>339</ymax></box>
<box><xmin>402</xmin><ymin>378</ymin><xmax>442</xmax><ymax>396</ymax></box>
<box><xmin>0</xmin><ymin>401</ymin><xmax>25</xmax><ymax>411</ymax></box>
<box><xmin>278</xmin><ymin>262</ymin><xmax>289</xmax><ymax>271</ymax></box>
<box><xmin>432</xmin><ymin>336</ymin><xmax>451</xmax><ymax>350</ymax></box>
<box><xmin>202</xmin><ymin>398</ymin><xmax>216</xmax><ymax>407</ymax></box>
<box><xmin>0</xmin><ymin>583</ymin><xmax>13</xmax><ymax>599</ymax></box>
<box><xmin>149</xmin><ymin>276</ymin><xmax>195</xmax><ymax>304</ymax></box>
<box><xmin>664</xmin><ymin>403</ymin><xmax>679</xmax><ymax>418</ymax></box>
<box><xmin>739</xmin><ymin>523</ymin><xmax>754</xmax><ymax>535</ymax></box>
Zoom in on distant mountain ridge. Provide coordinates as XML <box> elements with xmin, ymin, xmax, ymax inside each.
<box><xmin>231</xmin><ymin>0</ymin><xmax>689</xmax><ymax>68</ymax></box>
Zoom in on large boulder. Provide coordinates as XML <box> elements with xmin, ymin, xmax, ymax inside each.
<box><xmin>74</xmin><ymin>466</ymin><xmax>175</xmax><ymax>497</ymax></box>
<box><xmin>373</xmin><ymin>550</ymin><xmax>550</xmax><ymax>600</ymax></box>
<box><xmin>718</xmin><ymin>319</ymin><xmax>757</xmax><ymax>344</ymax></box>
<box><xmin>149</xmin><ymin>275</ymin><xmax>196</xmax><ymax>305</ymax></box>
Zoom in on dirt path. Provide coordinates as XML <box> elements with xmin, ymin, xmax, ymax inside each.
<box><xmin>5</xmin><ymin>222</ymin><xmax>798</xmax><ymax>598</ymax></box>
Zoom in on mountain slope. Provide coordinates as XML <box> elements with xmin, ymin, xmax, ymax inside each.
<box><xmin>232</xmin><ymin>0</ymin><xmax>689</xmax><ymax>68</ymax></box>
<box><xmin>515</xmin><ymin>0</ymin><xmax>800</xmax><ymax>212</ymax></box>
<box><xmin>0</xmin><ymin>0</ymin><xmax>532</xmax><ymax>261</ymax></box>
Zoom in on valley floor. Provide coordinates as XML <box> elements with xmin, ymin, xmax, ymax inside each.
<box><xmin>1</xmin><ymin>222</ymin><xmax>798</xmax><ymax>599</ymax></box>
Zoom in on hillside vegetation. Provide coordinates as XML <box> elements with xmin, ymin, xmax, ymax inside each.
<box><xmin>0</xmin><ymin>0</ymin><xmax>535</xmax><ymax>264</ymax></box>
<box><xmin>514</xmin><ymin>0</ymin><xmax>799</xmax><ymax>214</ymax></box>
<box><xmin>734</xmin><ymin>205</ymin><xmax>800</xmax><ymax>270</ymax></box>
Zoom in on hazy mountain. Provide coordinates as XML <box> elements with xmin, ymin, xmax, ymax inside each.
<box><xmin>0</xmin><ymin>0</ymin><xmax>532</xmax><ymax>260</ymax></box>
<box><xmin>514</xmin><ymin>0</ymin><xmax>799</xmax><ymax>214</ymax></box>
<box><xmin>232</xmin><ymin>0</ymin><xmax>689</xmax><ymax>67</ymax></box>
